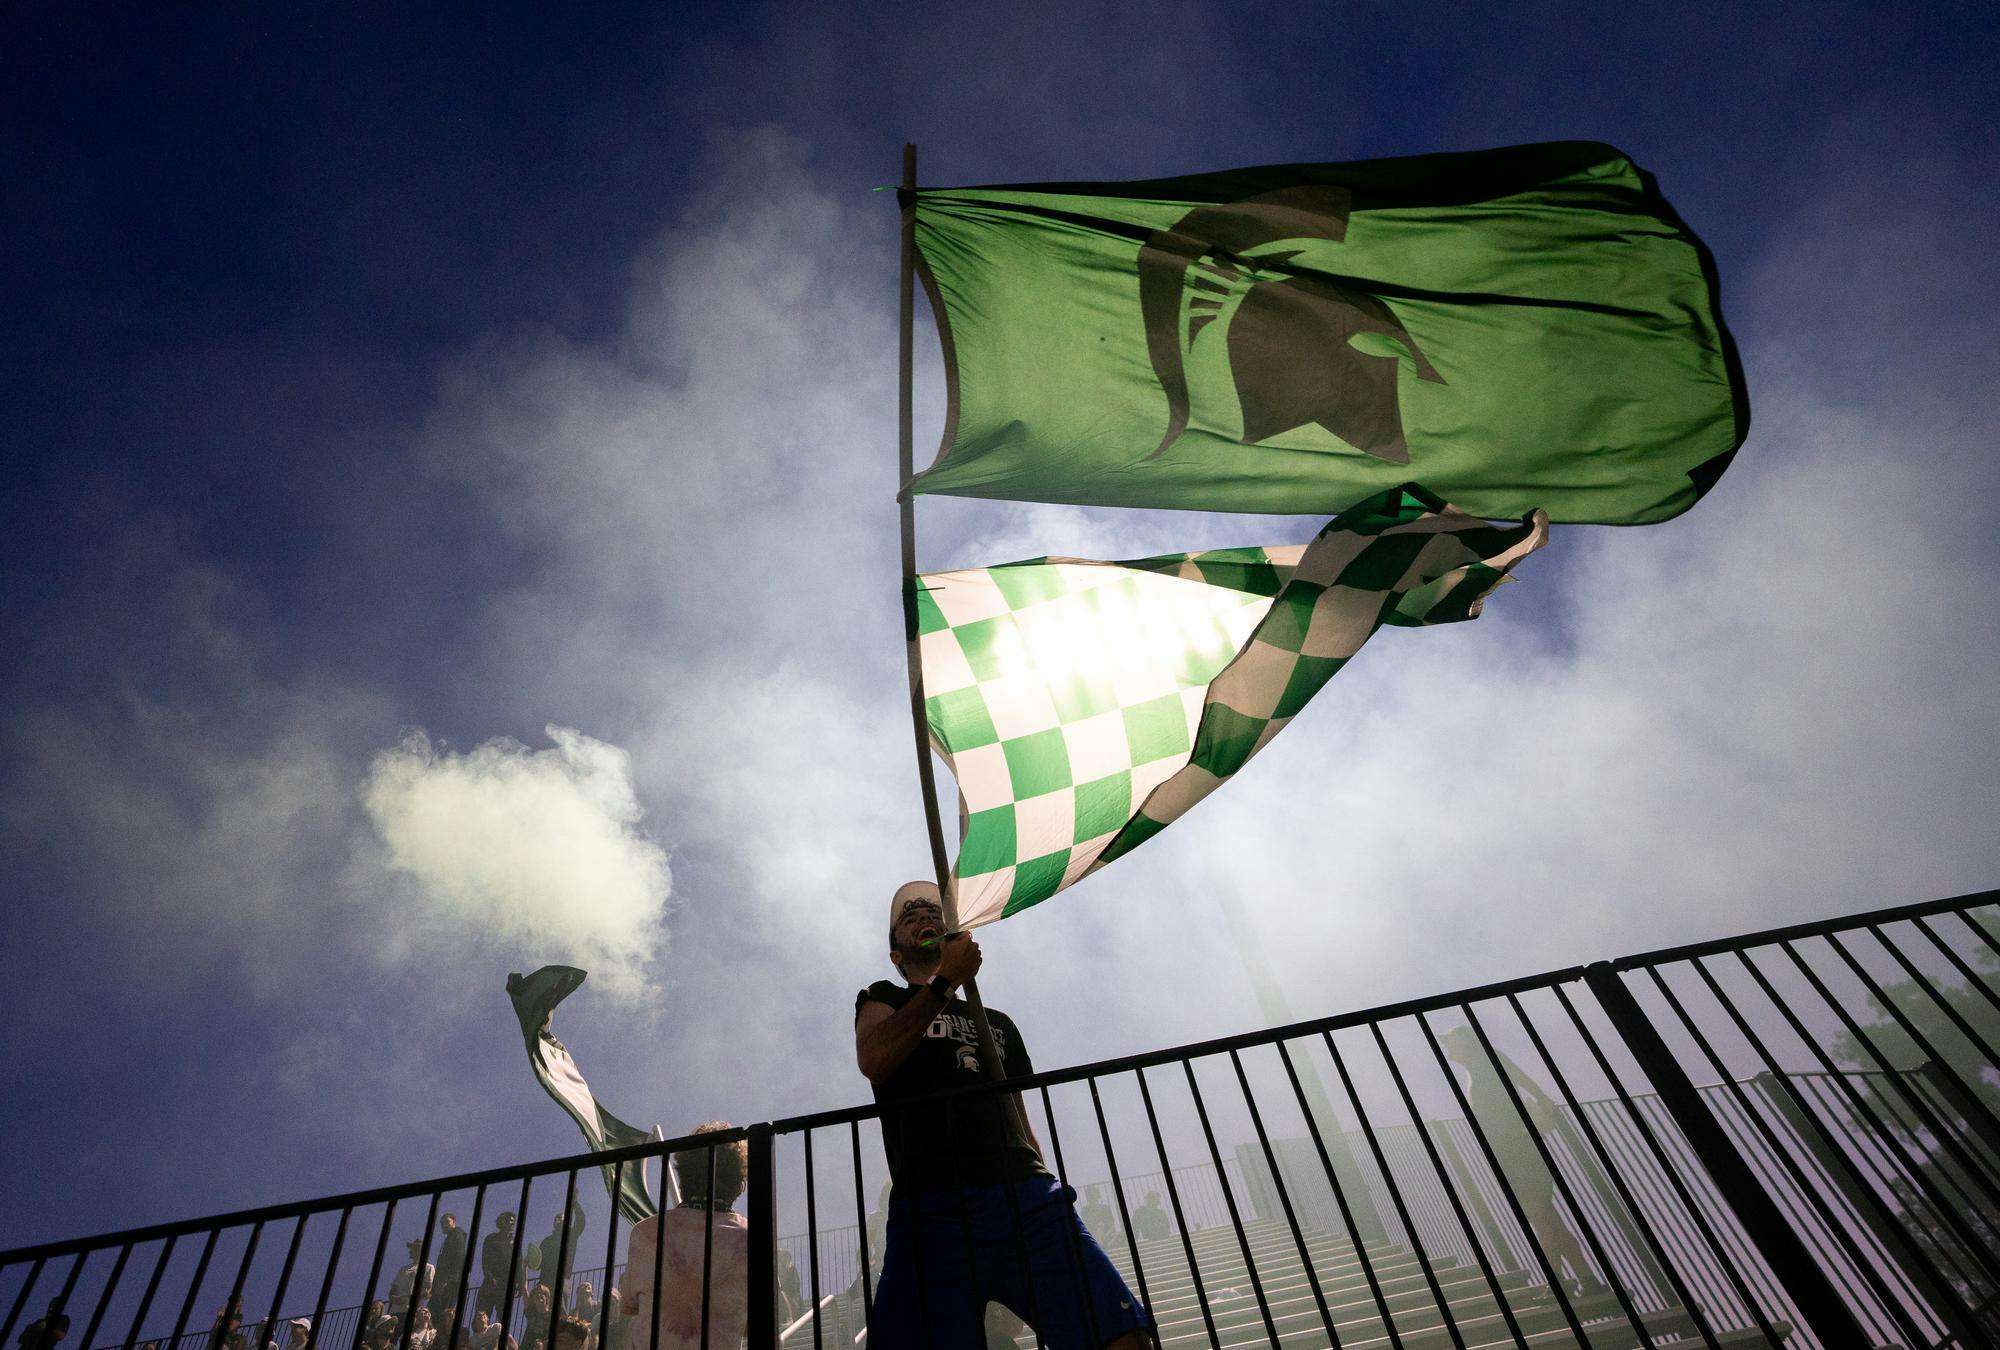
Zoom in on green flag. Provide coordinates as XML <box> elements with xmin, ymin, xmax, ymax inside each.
<box><xmin>918</xmin><ymin>483</ymin><xmax>1546</xmax><ymax>926</ymax></box>
<box><xmin>909</xmin><ymin>141</ymin><xmax>1743</xmax><ymax>524</ymax></box>
<box><xmin>506</xmin><ymin>966</ymin><xmax>660</xmax><ymax>1223</ymax></box>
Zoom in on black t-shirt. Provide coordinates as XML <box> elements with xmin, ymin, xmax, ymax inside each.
<box><xmin>854</xmin><ymin>981</ymin><xmax>1049</xmax><ymax>1192</ymax></box>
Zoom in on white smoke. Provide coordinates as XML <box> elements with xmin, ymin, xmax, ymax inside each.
<box><xmin>360</xmin><ymin>725</ymin><xmax>672</xmax><ymax>998</ymax></box>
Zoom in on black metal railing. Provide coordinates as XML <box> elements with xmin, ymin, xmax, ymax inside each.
<box><xmin>5</xmin><ymin>888</ymin><xmax>1996</xmax><ymax>1349</ymax></box>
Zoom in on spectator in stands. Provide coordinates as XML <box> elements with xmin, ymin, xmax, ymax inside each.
<box><xmin>855</xmin><ymin>880</ymin><xmax>1154</xmax><ymax>1349</ymax></box>
<box><xmin>773</xmin><ymin>1250</ymin><xmax>801</xmax><ymax>1328</ymax></box>
<box><xmin>433</xmin><ymin>1214</ymin><xmax>469</xmax><ymax>1320</ymax></box>
<box><xmin>468</xmin><ymin>1312</ymin><xmax>500</xmax><ymax>1350</ymax></box>
<box><xmin>15</xmin><ymin>1299</ymin><xmax>69</xmax><ymax>1350</ymax></box>
<box><xmin>1131</xmin><ymin>1193</ymin><xmax>1170</xmax><ymax>1243</ymax></box>
<box><xmin>618</xmin><ymin>1124</ymin><xmax>750</xmax><ymax>1350</ymax></box>
<box><xmin>1440</xmin><ymin>1026</ymin><xmax>1609</xmax><ymax>1302</ymax></box>
<box><xmin>433</xmin><ymin>1308</ymin><xmax>455</xmax><ymax>1350</ymax></box>
<box><xmin>536</xmin><ymin>1208</ymin><xmax>586</xmax><ymax>1297</ymax></box>
<box><xmin>284</xmin><ymin>1320</ymin><xmax>311</xmax><ymax>1350</ymax></box>
<box><xmin>572</xmin><ymin>1282</ymin><xmax>598</xmax><ymax>1330</ymax></box>
<box><xmin>406</xmin><ymin>1308</ymin><xmax>438</xmax><ymax>1350</ymax></box>
<box><xmin>363</xmin><ymin>1302</ymin><xmax>391</xmax><ymax>1343</ymax></box>
<box><xmin>550</xmin><ymin>1317</ymin><xmax>590</xmax><ymax>1350</ymax></box>
<box><xmin>392</xmin><ymin>1239</ymin><xmax>437</xmax><ymax>1318</ymax></box>
<box><xmin>477</xmin><ymin>1213</ymin><xmax>521</xmax><ymax>1318</ymax></box>
<box><xmin>522</xmin><ymin>1285</ymin><xmax>555</xmax><ymax>1350</ymax></box>
<box><xmin>208</xmin><ymin>1294</ymin><xmax>244</xmax><ymax>1350</ymax></box>
<box><xmin>1079</xmin><ymin>1188</ymin><xmax>1118</xmax><ymax>1247</ymax></box>
<box><xmin>598</xmin><ymin>1288</ymin><xmax>621</xmax><ymax>1350</ymax></box>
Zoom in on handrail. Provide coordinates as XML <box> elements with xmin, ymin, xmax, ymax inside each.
<box><xmin>9</xmin><ymin>887</ymin><xmax>1997</xmax><ymax>1264</ymax></box>
<box><xmin>1607</xmin><ymin>885</ymin><xmax>1998</xmax><ymax>971</ymax></box>
<box><xmin>6</xmin><ymin>884</ymin><xmax>1997</xmax><ymax>1350</ymax></box>
<box><xmin>0</xmin><ymin>1125</ymin><xmax>746</xmax><ymax>1266</ymax></box>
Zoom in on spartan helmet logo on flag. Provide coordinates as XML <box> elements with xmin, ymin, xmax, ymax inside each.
<box><xmin>1137</xmin><ymin>185</ymin><xmax>1445</xmax><ymax>464</ymax></box>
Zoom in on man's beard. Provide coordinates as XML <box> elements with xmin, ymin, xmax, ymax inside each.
<box><xmin>892</xmin><ymin>940</ymin><xmax>941</xmax><ymax>980</ymax></box>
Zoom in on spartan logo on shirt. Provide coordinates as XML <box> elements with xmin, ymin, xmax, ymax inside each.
<box><xmin>1138</xmin><ymin>184</ymin><xmax>1444</xmax><ymax>464</ymax></box>
<box><xmin>925</xmin><ymin>1009</ymin><xmax>1008</xmax><ymax>1076</ymax></box>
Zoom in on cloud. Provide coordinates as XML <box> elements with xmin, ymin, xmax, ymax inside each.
<box><xmin>360</xmin><ymin>725</ymin><xmax>672</xmax><ymax>999</ymax></box>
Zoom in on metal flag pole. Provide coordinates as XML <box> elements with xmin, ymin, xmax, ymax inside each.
<box><xmin>896</xmin><ymin>141</ymin><xmax>1009</xmax><ymax>1087</ymax></box>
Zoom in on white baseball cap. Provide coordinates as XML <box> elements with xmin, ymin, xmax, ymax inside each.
<box><xmin>888</xmin><ymin>879</ymin><xmax>943</xmax><ymax>943</ymax></box>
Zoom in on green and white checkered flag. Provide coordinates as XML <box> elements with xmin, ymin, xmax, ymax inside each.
<box><xmin>916</xmin><ymin>483</ymin><xmax>1548</xmax><ymax>927</ymax></box>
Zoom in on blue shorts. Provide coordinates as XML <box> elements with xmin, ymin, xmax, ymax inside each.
<box><xmin>869</xmin><ymin>1177</ymin><xmax>1150</xmax><ymax>1349</ymax></box>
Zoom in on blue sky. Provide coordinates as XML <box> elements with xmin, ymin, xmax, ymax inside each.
<box><xmin>3</xmin><ymin>2</ymin><xmax>1997</xmax><ymax>1250</ymax></box>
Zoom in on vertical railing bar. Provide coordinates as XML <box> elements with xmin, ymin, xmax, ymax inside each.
<box><xmin>1687</xmin><ymin>957</ymin><xmax>1979</xmax><ymax>1345</ymax></box>
<box><xmin>450</xmin><ymin>1187</ymin><xmax>486</xmax><ymax>1350</ymax></box>
<box><xmin>1730</xmin><ymin>950</ymin><xmax>2000</xmax><ymax>1280</ymax></box>
<box><xmin>698</xmin><ymin>1148</ymin><xmax>714</xmax><ymax>1350</ymax></box>
<box><xmin>76</xmin><ymin>1243</ymin><xmax>133</xmax><ymax>1350</ymax></box>
<box><xmin>1464</xmin><ymin>1001</ymin><xmax>1649</xmax><ymax>1343</ymax></box>
<box><xmin>123</xmin><ymin>1241</ymin><xmax>175</xmax><ymax>1350</ymax></box>
<box><xmin>1035</xmin><ymin>1084</ymin><xmax>1104</xmax><ymax>1350</ymax></box>
<box><xmin>1181</xmin><ymin>1059</ymin><xmax>1280</xmax><ymax>1347</ymax></box>
<box><xmin>1869</xmin><ymin>923</ymin><xmax>2000</xmax><ymax>1077</ymax></box>
<box><xmin>801</xmin><ymin>1131</ymin><xmax>823</xmax><ymax>1350</ymax></box>
<box><xmin>1549</xmin><ymin>982</ymin><xmax>1781</xmax><ymax>1341</ymax></box>
<box><xmin>1640</xmin><ymin>964</ymin><xmax>1914</xmax><ymax>1343</ymax></box>
<box><xmin>256</xmin><ymin>1218</ymin><xmax>307</xmax><ymax>1350</ymax></box>
<box><xmin>305</xmin><ymin>1210</ymin><xmax>351</xmax><ymax>1350</ymax></box>
<box><xmin>1322</xmin><ymin>1029</ymin><xmax>1468</xmax><ymax>1350</ymax></box>
<box><xmin>1824</xmin><ymin>931</ymin><xmax>2000</xmax><ymax>1156</ymax></box>
<box><xmin>647</xmin><ymin>1159</ymin><xmax>665</xmax><ymax>1350</ymax></box>
<box><xmin>1227</xmin><ymin>1049</ymin><xmax>1339</xmax><ymax>1348</ymax></box>
<box><xmin>496</xmin><ymin>1180</ymin><xmax>530</xmax><ymax>1350</ymax></box>
<box><xmin>213</xmin><ymin>1221</ymin><xmax>263</xmax><ymax>1350</ymax></box>
<box><xmin>1913</xmin><ymin>915</ymin><xmax>2000</xmax><ymax>1018</ymax></box>
<box><xmin>595</xmin><ymin>1164</ymin><xmax>621</xmax><ymax>1350</ymax></box>
<box><xmin>1407</xmin><ymin>1013</ymin><xmax>1581</xmax><ymax>1342</ymax></box>
<box><xmin>1134</xmin><ymin>1067</ymin><xmax>1218</xmax><ymax>1349</ymax></box>
<box><xmin>1367</xmin><ymin>1020</ymin><xmax>1533</xmax><ymax>1344</ymax></box>
<box><xmin>1504</xmin><ymin>993</ymin><xmax>1722</xmax><ymax>1349</ymax></box>
<box><xmin>397</xmin><ymin>1195</ymin><xmax>439</xmax><ymax>1350</ymax></box>
<box><xmin>1274</xmin><ymin>1041</ymin><xmax>1403</xmax><ymax>1350</ymax></box>
<box><xmin>846</xmin><ymin>1122</ymin><xmax>873</xmax><ymax>1342</ymax></box>
<box><xmin>355</xmin><ymin>1204</ymin><xmax>399</xmax><ymax>1350</ymax></box>
<box><xmin>744</xmin><ymin>1127</ymin><xmax>774</xmax><ymax>1350</ymax></box>
<box><xmin>548</xmin><ymin>1169</ymin><xmax>581</xmax><ymax>1340</ymax></box>
<box><xmin>1781</xmin><ymin>939</ymin><xmax>2000</xmax><ymax>1214</ymax></box>
<box><xmin>1086</xmin><ymin>1077</ymin><xmax>1153</xmax><ymax>1319</ymax></box>
<box><xmin>166</xmin><ymin>1228</ymin><xmax>221</xmax><ymax>1350</ymax></box>
<box><xmin>40</xmin><ymin>1254</ymin><xmax>87</xmax><ymax>1350</ymax></box>
<box><xmin>0</xmin><ymin>1257</ymin><xmax>47</xmax><ymax>1350</ymax></box>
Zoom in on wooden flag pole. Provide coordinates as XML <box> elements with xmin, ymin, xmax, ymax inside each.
<box><xmin>896</xmin><ymin>142</ymin><xmax>1010</xmax><ymax>1088</ymax></box>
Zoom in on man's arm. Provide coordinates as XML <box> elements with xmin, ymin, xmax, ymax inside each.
<box><xmin>854</xmin><ymin>935</ymin><xmax>981</xmax><ymax>1082</ymax></box>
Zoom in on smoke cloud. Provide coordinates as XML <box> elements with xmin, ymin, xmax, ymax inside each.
<box><xmin>360</xmin><ymin>725</ymin><xmax>672</xmax><ymax>998</ymax></box>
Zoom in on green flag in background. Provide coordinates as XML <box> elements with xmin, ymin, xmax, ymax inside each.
<box><xmin>918</xmin><ymin>483</ymin><xmax>1546</xmax><ymax>927</ymax></box>
<box><xmin>910</xmin><ymin>142</ymin><xmax>1744</xmax><ymax>524</ymax></box>
<box><xmin>507</xmin><ymin>966</ymin><xmax>661</xmax><ymax>1223</ymax></box>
